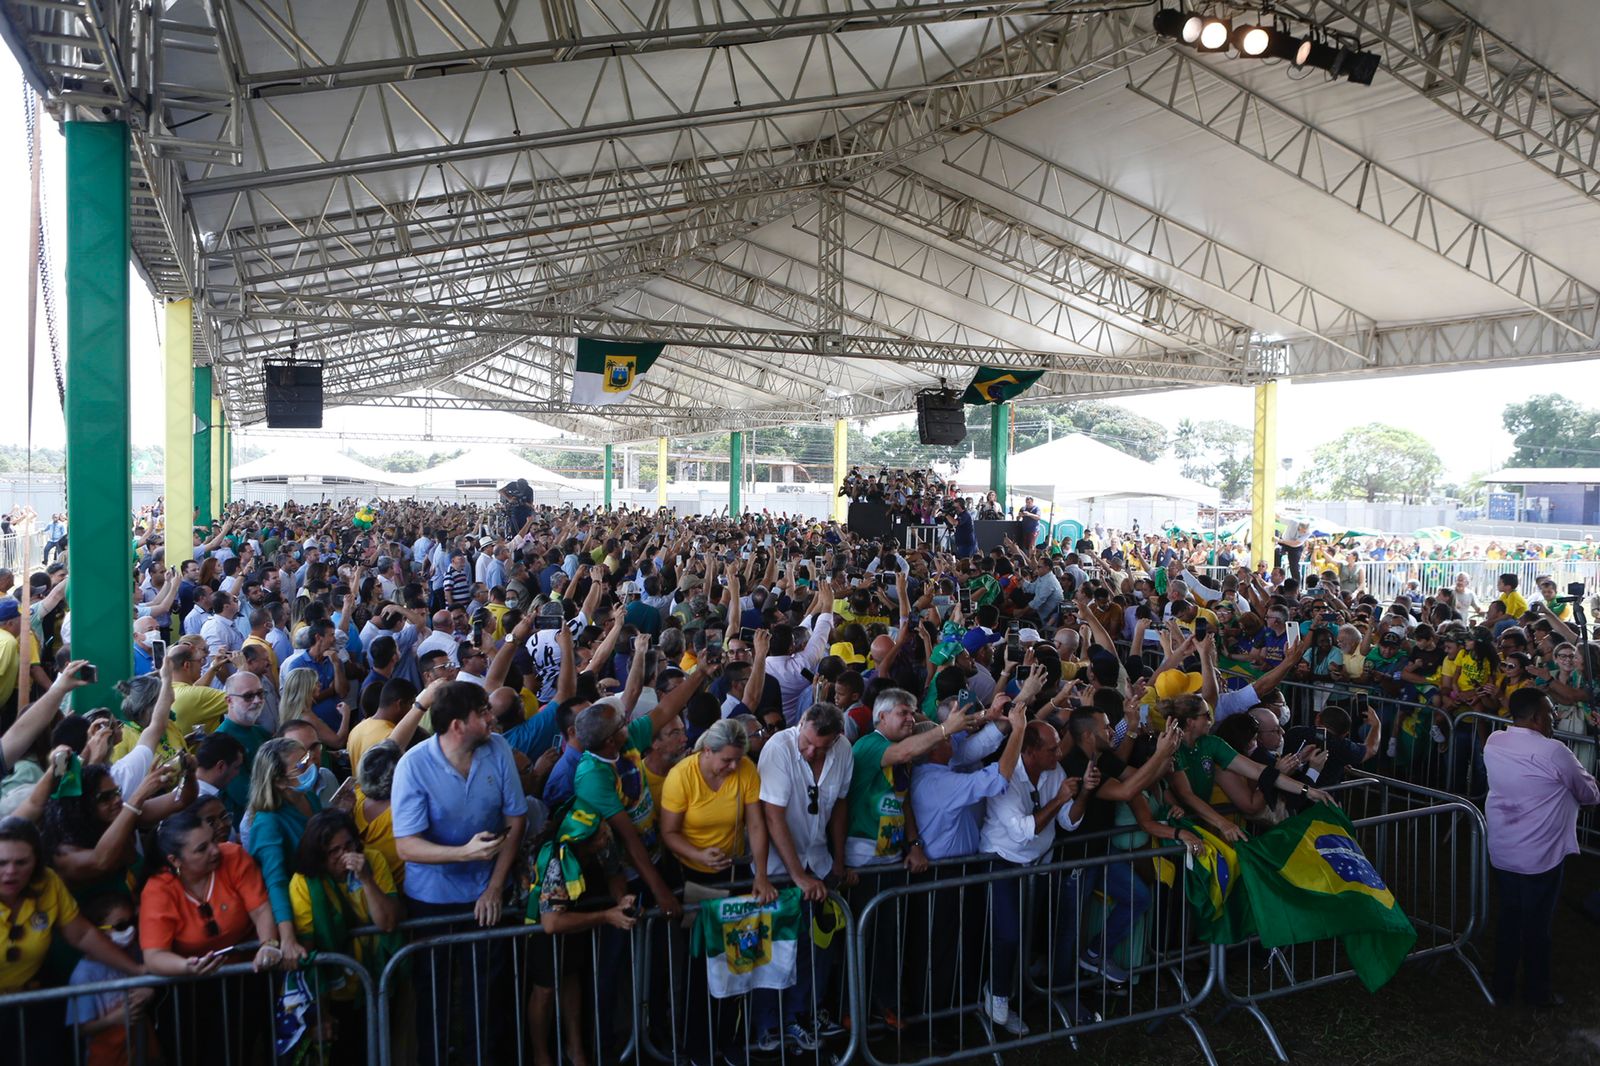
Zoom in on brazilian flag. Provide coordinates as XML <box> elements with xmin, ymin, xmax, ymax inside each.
<box><xmin>1179</xmin><ymin>823</ymin><xmax>1254</xmax><ymax>945</ymax></box>
<box><xmin>1236</xmin><ymin>803</ymin><xmax>1416</xmax><ymax>991</ymax></box>
<box><xmin>962</xmin><ymin>366</ymin><xmax>1043</xmax><ymax>405</ymax></box>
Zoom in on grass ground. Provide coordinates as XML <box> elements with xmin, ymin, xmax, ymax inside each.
<box><xmin>863</xmin><ymin>851</ymin><xmax>1600</xmax><ymax>1066</ymax></box>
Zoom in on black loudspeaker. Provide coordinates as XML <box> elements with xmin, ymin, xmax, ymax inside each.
<box><xmin>916</xmin><ymin>389</ymin><xmax>966</xmax><ymax>446</ymax></box>
<box><xmin>264</xmin><ymin>362</ymin><xmax>324</xmax><ymax>428</ymax></box>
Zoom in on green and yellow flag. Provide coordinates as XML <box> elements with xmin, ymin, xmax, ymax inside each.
<box><xmin>962</xmin><ymin>367</ymin><xmax>1043</xmax><ymax>405</ymax></box>
<box><xmin>571</xmin><ymin>338</ymin><xmax>664</xmax><ymax>405</ymax></box>
<box><xmin>1181</xmin><ymin>823</ymin><xmax>1254</xmax><ymax>945</ymax></box>
<box><xmin>1235</xmin><ymin>802</ymin><xmax>1416</xmax><ymax>991</ymax></box>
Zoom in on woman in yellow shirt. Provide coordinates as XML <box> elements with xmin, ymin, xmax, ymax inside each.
<box><xmin>352</xmin><ymin>741</ymin><xmax>404</xmax><ymax>890</ymax></box>
<box><xmin>0</xmin><ymin>817</ymin><xmax>143</xmax><ymax>1062</ymax></box>
<box><xmin>659</xmin><ymin>719</ymin><xmax>775</xmax><ymax>1066</ymax></box>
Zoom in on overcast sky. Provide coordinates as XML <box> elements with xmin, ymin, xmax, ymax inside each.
<box><xmin>3</xmin><ymin>76</ymin><xmax>1596</xmax><ymax>482</ymax></box>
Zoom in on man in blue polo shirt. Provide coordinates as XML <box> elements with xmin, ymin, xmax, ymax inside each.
<box><xmin>392</xmin><ymin>680</ymin><xmax>528</xmax><ymax>1066</ymax></box>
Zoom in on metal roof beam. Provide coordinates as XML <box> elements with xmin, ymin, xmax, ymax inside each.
<box><xmin>940</xmin><ymin>130</ymin><xmax>1378</xmax><ymax>360</ymax></box>
<box><xmin>1288</xmin><ymin>0</ymin><xmax>1600</xmax><ymax>201</ymax></box>
<box><xmin>232</xmin><ymin>0</ymin><xmax>1151</xmax><ymax>96</ymax></box>
<box><xmin>1127</xmin><ymin>49</ymin><xmax>1600</xmax><ymax>338</ymax></box>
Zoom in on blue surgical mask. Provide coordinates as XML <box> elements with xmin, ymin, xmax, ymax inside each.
<box><xmin>295</xmin><ymin>762</ymin><xmax>319</xmax><ymax>793</ymax></box>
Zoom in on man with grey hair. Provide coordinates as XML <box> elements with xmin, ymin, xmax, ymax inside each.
<box><xmin>753</xmin><ymin>700</ymin><xmax>854</xmax><ymax>1051</ymax></box>
<box><xmin>846</xmin><ymin>687</ymin><xmax>969</xmax><ymax>1025</ymax></box>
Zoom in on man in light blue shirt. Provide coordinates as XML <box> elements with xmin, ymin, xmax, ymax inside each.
<box><xmin>1023</xmin><ymin>559</ymin><xmax>1064</xmax><ymax>627</ymax></box>
<box><xmin>391</xmin><ymin>680</ymin><xmax>527</xmax><ymax>1065</ymax></box>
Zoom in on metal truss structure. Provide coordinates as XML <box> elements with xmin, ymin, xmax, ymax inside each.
<box><xmin>2</xmin><ymin>0</ymin><xmax>1598</xmax><ymax>445</ymax></box>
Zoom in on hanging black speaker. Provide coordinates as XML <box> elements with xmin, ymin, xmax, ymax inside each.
<box><xmin>263</xmin><ymin>362</ymin><xmax>324</xmax><ymax>428</ymax></box>
<box><xmin>916</xmin><ymin>389</ymin><xmax>966</xmax><ymax>446</ymax></box>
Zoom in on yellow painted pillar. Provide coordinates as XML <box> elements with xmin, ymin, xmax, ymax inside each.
<box><xmin>832</xmin><ymin>418</ymin><xmax>849</xmax><ymax>524</ymax></box>
<box><xmin>210</xmin><ymin>395</ymin><xmax>223</xmax><ymax>512</ymax></box>
<box><xmin>1249</xmin><ymin>380</ymin><xmax>1279</xmax><ymax>570</ymax></box>
<box><xmin>656</xmin><ymin>436</ymin><xmax>669</xmax><ymax>507</ymax></box>
<box><xmin>163</xmin><ymin>299</ymin><xmax>193</xmax><ymax>546</ymax></box>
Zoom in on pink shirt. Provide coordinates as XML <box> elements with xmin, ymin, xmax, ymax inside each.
<box><xmin>1484</xmin><ymin>726</ymin><xmax>1600</xmax><ymax>875</ymax></box>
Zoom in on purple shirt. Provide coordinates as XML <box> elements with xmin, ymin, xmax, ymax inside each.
<box><xmin>1483</xmin><ymin>726</ymin><xmax>1600</xmax><ymax>875</ymax></box>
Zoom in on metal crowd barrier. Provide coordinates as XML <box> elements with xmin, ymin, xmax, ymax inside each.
<box><xmin>852</xmin><ymin>840</ymin><xmax>1217</xmax><ymax>1066</ymax></box>
<box><xmin>2</xmin><ymin>953</ymin><xmax>374</xmax><ymax>1066</ymax></box>
<box><xmin>1211</xmin><ymin>775</ymin><xmax>1494</xmax><ymax>1062</ymax></box>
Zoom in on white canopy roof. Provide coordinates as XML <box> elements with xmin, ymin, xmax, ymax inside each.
<box><xmin>232</xmin><ymin>445</ymin><xmax>401</xmax><ymax>485</ymax></box>
<box><xmin>402</xmin><ymin>447</ymin><xmax>580</xmax><ymax>490</ymax></box>
<box><xmin>957</xmin><ymin>434</ymin><xmax>1218</xmax><ymax>506</ymax></box>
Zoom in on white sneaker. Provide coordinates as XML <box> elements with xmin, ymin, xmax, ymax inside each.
<box><xmin>981</xmin><ymin>983</ymin><xmax>1029</xmax><ymax>1036</ymax></box>
<box><xmin>1386</xmin><ymin>736</ymin><xmax>1398</xmax><ymax>758</ymax></box>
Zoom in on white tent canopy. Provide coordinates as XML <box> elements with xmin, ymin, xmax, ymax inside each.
<box><xmin>232</xmin><ymin>445</ymin><xmax>401</xmax><ymax>486</ymax></box>
<box><xmin>403</xmin><ymin>447</ymin><xmax>579</xmax><ymax>491</ymax></box>
<box><xmin>955</xmin><ymin>434</ymin><xmax>1219</xmax><ymax>506</ymax></box>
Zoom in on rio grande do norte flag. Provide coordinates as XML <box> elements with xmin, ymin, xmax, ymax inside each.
<box><xmin>570</xmin><ymin>338</ymin><xmax>664</xmax><ymax>405</ymax></box>
<box><xmin>1235</xmin><ymin>802</ymin><xmax>1416</xmax><ymax>991</ymax></box>
<box><xmin>962</xmin><ymin>366</ymin><xmax>1043</xmax><ymax>405</ymax></box>
<box><xmin>692</xmin><ymin>887</ymin><xmax>801</xmax><ymax>998</ymax></box>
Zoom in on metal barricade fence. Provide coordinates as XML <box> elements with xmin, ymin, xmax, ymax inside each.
<box><xmin>1211</xmin><ymin>776</ymin><xmax>1493</xmax><ymax>1063</ymax></box>
<box><xmin>1440</xmin><ymin>709</ymin><xmax>1600</xmax><ymax>855</ymax></box>
<box><xmin>374</xmin><ymin>891</ymin><xmax>861</xmax><ymax>1066</ymax></box>
<box><xmin>851</xmin><ymin>837</ymin><xmax>1218</xmax><ymax>1066</ymax></box>
<box><xmin>3</xmin><ymin>953</ymin><xmax>374</xmax><ymax>1066</ymax></box>
<box><xmin>1190</xmin><ymin>559</ymin><xmax>1600</xmax><ymax>605</ymax></box>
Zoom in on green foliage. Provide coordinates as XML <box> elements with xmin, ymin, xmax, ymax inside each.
<box><xmin>1294</xmin><ymin>425</ymin><xmax>1442</xmax><ymax>502</ymax></box>
<box><xmin>1170</xmin><ymin>418</ymin><xmax>1252</xmax><ymax>501</ymax></box>
<box><xmin>1501</xmin><ymin>394</ymin><xmax>1600</xmax><ymax>467</ymax></box>
<box><xmin>350</xmin><ymin>449</ymin><xmax>465</xmax><ymax>473</ymax></box>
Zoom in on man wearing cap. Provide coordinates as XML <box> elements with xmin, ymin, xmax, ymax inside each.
<box><xmin>961</xmin><ymin>627</ymin><xmax>999</xmax><ymax>704</ymax></box>
<box><xmin>620</xmin><ymin>579</ymin><xmax>661</xmax><ymax>637</ymax></box>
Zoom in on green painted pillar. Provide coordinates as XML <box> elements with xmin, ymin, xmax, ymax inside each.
<box><xmin>223</xmin><ymin>420</ymin><xmax>232</xmax><ymax>505</ymax></box>
<box><xmin>729</xmin><ymin>431</ymin><xmax>743</xmax><ymax>516</ymax></box>
<box><xmin>602</xmin><ymin>444</ymin><xmax>614</xmax><ymax>509</ymax></box>
<box><xmin>990</xmin><ymin>402</ymin><xmax>1010</xmax><ymax>511</ymax></box>
<box><xmin>192</xmin><ymin>364</ymin><xmax>213</xmax><ymax>526</ymax></box>
<box><xmin>64</xmin><ymin>120</ymin><xmax>132</xmax><ymax>704</ymax></box>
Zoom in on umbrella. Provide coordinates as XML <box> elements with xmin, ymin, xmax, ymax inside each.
<box><xmin>1413</xmin><ymin>526</ymin><xmax>1461</xmax><ymax>543</ymax></box>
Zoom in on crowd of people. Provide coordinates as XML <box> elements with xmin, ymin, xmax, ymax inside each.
<box><xmin>0</xmin><ymin>491</ymin><xmax>1594</xmax><ymax>1066</ymax></box>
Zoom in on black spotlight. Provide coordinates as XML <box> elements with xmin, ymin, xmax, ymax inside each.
<box><xmin>1194</xmin><ymin>16</ymin><xmax>1231</xmax><ymax>52</ymax></box>
<box><xmin>1294</xmin><ymin>37</ymin><xmax>1339</xmax><ymax>71</ymax></box>
<box><xmin>1335</xmin><ymin>48</ymin><xmax>1382</xmax><ymax>84</ymax></box>
<box><xmin>1153</xmin><ymin>7</ymin><xmax>1188</xmax><ymax>39</ymax></box>
<box><xmin>1233</xmin><ymin>24</ymin><xmax>1300</xmax><ymax>61</ymax></box>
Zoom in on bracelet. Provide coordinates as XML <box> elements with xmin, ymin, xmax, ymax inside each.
<box><xmin>938</xmin><ymin>722</ymin><xmax>949</xmax><ymax>738</ymax></box>
<box><xmin>122</xmin><ymin>802</ymin><xmax>143</xmax><ymax>817</ymax></box>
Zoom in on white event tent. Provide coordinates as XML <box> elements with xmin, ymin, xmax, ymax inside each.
<box><xmin>955</xmin><ymin>434</ymin><xmax>1219</xmax><ymax>507</ymax></box>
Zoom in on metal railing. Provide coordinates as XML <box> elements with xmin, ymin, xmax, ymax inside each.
<box><xmin>0</xmin><ymin>953</ymin><xmax>374</xmax><ymax>1066</ymax></box>
<box><xmin>1190</xmin><ymin>559</ymin><xmax>1600</xmax><ymax>608</ymax></box>
<box><xmin>1212</xmin><ymin>776</ymin><xmax>1493</xmax><ymax>1062</ymax></box>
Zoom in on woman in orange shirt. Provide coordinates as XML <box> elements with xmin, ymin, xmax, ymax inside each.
<box><xmin>140</xmin><ymin>809</ymin><xmax>286</xmax><ymax>1063</ymax></box>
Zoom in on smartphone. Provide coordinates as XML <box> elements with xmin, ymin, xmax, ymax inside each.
<box><xmin>149</xmin><ymin>638</ymin><xmax>166</xmax><ymax>669</ymax></box>
<box><xmin>740</xmin><ymin>627</ymin><xmax>756</xmax><ymax>643</ymax></box>
<box><xmin>328</xmin><ymin>776</ymin><xmax>357</xmax><ymax>809</ymax></box>
<box><xmin>1318</xmin><ymin>727</ymin><xmax>1330</xmax><ymax>750</ymax></box>
<box><xmin>1005</xmin><ymin>625</ymin><xmax>1021</xmax><ymax>663</ymax></box>
<box><xmin>77</xmin><ymin>663</ymin><xmax>98</xmax><ymax>684</ymax></box>
<box><xmin>1194</xmin><ymin>617</ymin><xmax>1209</xmax><ymax>641</ymax></box>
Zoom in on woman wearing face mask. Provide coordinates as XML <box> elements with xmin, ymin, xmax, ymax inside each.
<box><xmin>245</xmin><ymin>737</ymin><xmax>321</xmax><ymax>971</ymax></box>
<box><xmin>0</xmin><ymin>817</ymin><xmax>143</xmax><ymax>1063</ymax></box>
<box><xmin>141</xmin><ymin>808</ymin><xmax>283</xmax><ymax>1062</ymax></box>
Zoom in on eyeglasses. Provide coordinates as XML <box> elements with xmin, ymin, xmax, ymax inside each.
<box><xmin>232</xmin><ymin>690</ymin><xmax>265</xmax><ymax>702</ymax></box>
<box><xmin>196</xmin><ymin>901</ymin><xmax>220</xmax><ymax>939</ymax></box>
<box><xmin>806</xmin><ymin>784</ymin><xmax>820</xmax><ymax>816</ymax></box>
<box><xmin>1029</xmin><ymin>788</ymin><xmax>1042</xmax><ymax>814</ymax></box>
<box><xmin>93</xmin><ymin>788</ymin><xmax>122</xmax><ymax>804</ymax></box>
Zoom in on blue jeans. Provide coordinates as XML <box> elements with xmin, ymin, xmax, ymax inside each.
<box><xmin>753</xmin><ymin>899</ymin><xmax>836</xmax><ymax>1033</ymax></box>
<box><xmin>1088</xmin><ymin>862</ymin><xmax>1152</xmax><ymax>958</ymax></box>
<box><xmin>1493</xmin><ymin>863</ymin><xmax>1564</xmax><ymax>1005</ymax></box>
<box><xmin>989</xmin><ymin>862</ymin><xmax>1084</xmax><ymax>999</ymax></box>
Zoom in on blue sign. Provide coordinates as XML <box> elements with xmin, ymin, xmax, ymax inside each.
<box><xmin>1487</xmin><ymin>493</ymin><xmax>1517</xmax><ymax>521</ymax></box>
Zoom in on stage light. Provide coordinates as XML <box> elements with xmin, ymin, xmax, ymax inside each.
<box><xmin>1153</xmin><ymin>8</ymin><xmax>1189</xmax><ymax>39</ymax></box>
<box><xmin>1234</xmin><ymin>23</ymin><xmax>1302</xmax><ymax>61</ymax></box>
<box><xmin>1181</xmin><ymin>14</ymin><xmax>1205</xmax><ymax>43</ymax></box>
<box><xmin>1197</xmin><ymin>17</ymin><xmax>1231</xmax><ymax>52</ymax></box>
<box><xmin>1295</xmin><ymin>37</ymin><xmax>1339</xmax><ymax>71</ymax></box>
<box><xmin>1336</xmin><ymin>48</ymin><xmax>1381</xmax><ymax>84</ymax></box>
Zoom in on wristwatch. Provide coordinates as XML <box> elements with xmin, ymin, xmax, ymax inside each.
<box><xmin>906</xmin><ymin>839</ymin><xmax>924</xmax><ymax>852</ymax></box>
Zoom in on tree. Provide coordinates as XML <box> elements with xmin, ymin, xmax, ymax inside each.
<box><xmin>1295</xmin><ymin>425</ymin><xmax>1442</xmax><ymax>502</ymax></box>
<box><xmin>1170</xmin><ymin>418</ymin><xmax>1252</xmax><ymax>501</ymax></box>
<box><xmin>1501</xmin><ymin>394</ymin><xmax>1600</xmax><ymax>467</ymax></box>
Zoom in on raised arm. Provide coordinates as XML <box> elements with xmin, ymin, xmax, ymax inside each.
<box><xmin>621</xmin><ymin>633</ymin><xmax>649</xmax><ymax>715</ymax></box>
<box><xmin>2</xmin><ymin>664</ymin><xmax>90</xmax><ymax>769</ymax></box>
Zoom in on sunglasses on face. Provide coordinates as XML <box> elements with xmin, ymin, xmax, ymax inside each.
<box><xmin>807</xmin><ymin>784</ymin><xmax>820</xmax><ymax>816</ymax></box>
<box><xmin>196</xmin><ymin>901</ymin><xmax>220</xmax><ymax>939</ymax></box>
<box><xmin>94</xmin><ymin>788</ymin><xmax>122</xmax><ymax>804</ymax></box>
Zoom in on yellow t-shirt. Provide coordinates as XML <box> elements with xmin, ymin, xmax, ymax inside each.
<box><xmin>354</xmin><ymin>796</ymin><xmax>403</xmax><ymax>891</ymax></box>
<box><xmin>660</xmin><ymin>756</ymin><xmax>760</xmax><ymax>873</ymax></box>
<box><xmin>172</xmin><ymin>682</ymin><xmax>228</xmax><ymax>736</ymax></box>
<box><xmin>0</xmin><ymin>630</ymin><xmax>17</xmax><ymax>708</ymax></box>
<box><xmin>0</xmin><ymin>869</ymin><xmax>79</xmax><ymax>991</ymax></box>
<box><xmin>289</xmin><ymin>848</ymin><xmax>398</xmax><ymax>982</ymax></box>
<box><xmin>111</xmin><ymin>720</ymin><xmax>189</xmax><ymax>765</ymax></box>
<box><xmin>346</xmin><ymin>718</ymin><xmax>396</xmax><ymax>777</ymax></box>
<box><xmin>484</xmin><ymin>603</ymin><xmax>510</xmax><ymax>642</ymax></box>
<box><xmin>242</xmin><ymin>635</ymin><xmax>279</xmax><ymax>675</ymax></box>
<box><xmin>1498</xmin><ymin>590</ymin><xmax>1529</xmax><ymax>618</ymax></box>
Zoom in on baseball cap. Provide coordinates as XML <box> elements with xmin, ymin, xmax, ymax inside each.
<box><xmin>828</xmin><ymin>641</ymin><xmax>867</xmax><ymax>666</ymax></box>
<box><xmin>0</xmin><ymin>599</ymin><xmax>19</xmax><ymax>622</ymax></box>
<box><xmin>618</xmin><ymin>581</ymin><xmax>641</xmax><ymax>597</ymax></box>
<box><xmin>1153</xmin><ymin>669</ymin><xmax>1204</xmax><ymax>700</ymax></box>
<box><xmin>1017</xmin><ymin>628</ymin><xmax>1042</xmax><ymax>644</ymax></box>
<box><xmin>679</xmin><ymin>574</ymin><xmax>704</xmax><ymax>591</ymax></box>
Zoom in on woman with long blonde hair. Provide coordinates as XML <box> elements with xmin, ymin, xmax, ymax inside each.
<box><xmin>280</xmin><ymin>667</ymin><xmax>352</xmax><ymax>749</ymax></box>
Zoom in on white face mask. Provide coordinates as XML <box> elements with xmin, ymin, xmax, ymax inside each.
<box><xmin>107</xmin><ymin>925</ymin><xmax>137</xmax><ymax>948</ymax></box>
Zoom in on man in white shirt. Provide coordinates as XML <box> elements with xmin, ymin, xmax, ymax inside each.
<box><xmin>200</xmin><ymin>592</ymin><xmax>245</xmax><ymax>658</ymax></box>
<box><xmin>754</xmin><ymin>703</ymin><xmax>854</xmax><ymax>1051</ymax></box>
<box><xmin>416</xmin><ymin>610</ymin><xmax>463</xmax><ymax>669</ymax></box>
<box><xmin>763</xmin><ymin>580</ymin><xmax>836</xmax><ymax>725</ymax></box>
<box><xmin>183</xmin><ymin>588</ymin><xmax>214</xmax><ymax>637</ymax></box>
<box><xmin>977</xmin><ymin>720</ymin><xmax>1090</xmax><ymax>1033</ymax></box>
